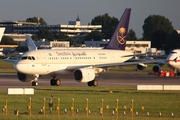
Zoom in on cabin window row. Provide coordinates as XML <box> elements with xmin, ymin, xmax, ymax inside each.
<box><xmin>99</xmin><ymin>57</ymin><xmax>107</xmax><ymax>59</ymax></box>
<box><xmin>48</xmin><ymin>57</ymin><xmax>72</xmax><ymax>60</ymax></box>
<box><xmin>48</xmin><ymin>57</ymin><xmax>93</xmax><ymax>60</ymax></box>
<box><xmin>75</xmin><ymin>57</ymin><xmax>91</xmax><ymax>59</ymax></box>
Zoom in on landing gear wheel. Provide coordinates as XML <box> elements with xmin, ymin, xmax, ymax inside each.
<box><xmin>87</xmin><ymin>81</ymin><xmax>93</xmax><ymax>86</ymax></box>
<box><xmin>50</xmin><ymin>79</ymin><xmax>61</xmax><ymax>86</ymax></box>
<box><xmin>50</xmin><ymin>79</ymin><xmax>56</xmax><ymax>86</ymax></box>
<box><xmin>32</xmin><ymin>81</ymin><xmax>38</xmax><ymax>86</ymax></box>
<box><xmin>87</xmin><ymin>80</ymin><xmax>98</xmax><ymax>86</ymax></box>
<box><xmin>92</xmin><ymin>80</ymin><xmax>98</xmax><ymax>86</ymax></box>
<box><xmin>55</xmin><ymin>79</ymin><xmax>61</xmax><ymax>86</ymax></box>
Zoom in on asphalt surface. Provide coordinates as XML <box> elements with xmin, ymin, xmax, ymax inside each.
<box><xmin>0</xmin><ymin>72</ymin><xmax>180</xmax><ymax>90</ymax></box>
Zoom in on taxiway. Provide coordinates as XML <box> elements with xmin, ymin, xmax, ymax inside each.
<box><xmin>0</xmin><ymin>72</ymin><xmax>180</xmax><ymax>90</ymax></box>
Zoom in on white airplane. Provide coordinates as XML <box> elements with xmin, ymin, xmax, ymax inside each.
<box><xmin>5</xmin><ymin>8</ymin><xmax>163</xmax><ymax>86</ymax></box>
<box><xmin>152</xmin><ymin>49</ymin><xmax>180</xmax><ymax>73</ymax></box>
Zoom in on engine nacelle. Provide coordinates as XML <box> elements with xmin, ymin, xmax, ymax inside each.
<box><xmin>73</xmin><ymin>68</ymin><xmax>95</xmax><ymax>82</ymax></box>
<box><xmin>152</xmin><ymin>64</ymin><xmax>162</xmax><ymax>73</ymax></box>
<box><xmin>17</xmin><ymin>72</ymin><xmax>34</xmax><ymax>82</ymax></box>
<box><xmin>136</xmin><ymin>63</ymin><xmax>147</xmax><ymax>70</ymax></box>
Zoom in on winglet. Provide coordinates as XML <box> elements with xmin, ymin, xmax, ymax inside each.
<box><xmin>104</xmin><ymin>8</ymin><xmax>131</xmax><ymax>50</ymax></box>
<box><xmin>26</xmin><ymin>35</ymin><xmax>37</xmax><ymax>51</ymax></box>
<box><xmin>0</xmin><ymin>27</ymin><xmax>5</xmax><ymax>42</ymax></box>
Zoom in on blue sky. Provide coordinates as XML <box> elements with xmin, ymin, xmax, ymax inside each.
<box><xmin>1</xmin><ymin>0</ymin><xmax>179</xmax><ymax>38</ymax></box>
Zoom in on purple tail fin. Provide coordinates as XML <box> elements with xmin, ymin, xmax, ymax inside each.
<box><xmin>104</xmin><ymin>8</ymin><xmax>131</xmax><ymax>50</ymax></box>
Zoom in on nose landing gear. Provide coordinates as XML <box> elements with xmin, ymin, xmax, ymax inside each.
<box><xmin>32</xmin><ymin>74</ymin><xmax>39</xmax><ymax>86</ymax></box>
<box><xmin>32</xmin><ymin>81</ymin><xmax>38</xmax><ymax>86</ymax></box>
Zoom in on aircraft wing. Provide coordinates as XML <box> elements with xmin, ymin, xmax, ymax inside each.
<box><xmin>4</xmin><ymin>57</ymin><xmax>17</xmax><ymax>63</ymax></box>
<box><xmin>66</xmin><ymin>60</ymin><xmax>166</xmax><ymax>71</ymax></box>
<box><xmin>94</xmin><ymin>60</ymin><xmax>166</xmax><ymax>68</ymax></box>
<box><xmin>122</xmin><ymin>52</ymin><xmax>156</xmax><ymax>57</ymax></box>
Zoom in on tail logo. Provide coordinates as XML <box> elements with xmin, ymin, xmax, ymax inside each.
<box><xmin>116</xmin><ymin>27</ymin><xmax>126</xmax><ymax>44</ymax></box>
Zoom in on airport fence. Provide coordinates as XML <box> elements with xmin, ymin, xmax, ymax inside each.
<box><xmin>1</xmin><ymin>97</ymin><xmax>179</xmax><ymax>119</ymax></box>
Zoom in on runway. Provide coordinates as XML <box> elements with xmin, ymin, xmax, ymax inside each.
<box><xmin>0</xmin><ymin>72</ymin><xmax>180</xmax><ymax>90</ymax></box>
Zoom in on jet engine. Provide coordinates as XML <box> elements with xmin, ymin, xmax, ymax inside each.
<box><xmin>17</xmin><ymin>72</ymin><xmax>34</xmax><ymax>82</ymax></box>
<box><xmin>136</xmin><ymin>63</ymin><xmax>147</xmax><ymax>70</ymax></box>
<box><xmin>73</xmin><ymin>68</ymin><xmax>95</xmax><ymax>82</ymax></box>
<box><xmin>152</xmin><ymin>64</ymin><xmax>162</xmax><ymax>73</ymax></box>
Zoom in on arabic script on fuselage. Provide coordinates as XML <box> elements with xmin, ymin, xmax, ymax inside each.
<box><xmin>56</xmin><ymin>52</ymin><xmax>87</xmax><ymax>56</ymax></box>
<box><xmin>56</xmin><ymin>52</ymin><xmax>71</xmax><ymax>56</ymax></box>
<box><xmin>72</xmin><ymin>52</ymin><xmax>86</xmax><ymax>56</ymax></box>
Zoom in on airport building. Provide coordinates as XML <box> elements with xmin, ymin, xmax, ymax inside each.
<box><xmin>20</xmin><ymin>39</ymin><xmax>69</xmax><ymax>48</ymax></box>
<box><xmin>0</xmin><ymin>15</ymin><xmax>102</xmax><ymax>43</ymax></box>
<box><xmin>85</xmin><ymin>40</ymin><xmax>159</xmax><ymax>55</ymax></box>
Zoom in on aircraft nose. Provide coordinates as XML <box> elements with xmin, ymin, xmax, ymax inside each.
<box><xmin>14</xmin><ymin>63</ymin><xmax>19</xmax><ymax>72</ymax></box>
<box><xmin>14</xmin><ymin>63</ymin><xmax>24</xmax><ymax>73</ymax></box>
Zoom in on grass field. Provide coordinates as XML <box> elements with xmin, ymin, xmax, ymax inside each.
<box><xmin>0</xmin><ymin>59</ymin><xmax>16</xmax><ymax>73</ymax></box>
<box><xmin>0</xmin><ymin>86</ymin><xmax>180</xmax><ymax>120</ymax></box>
<box><xmin>0</xmin><ymin>59</ymin><xmax>179</xmax><ymax>119</ymax></box>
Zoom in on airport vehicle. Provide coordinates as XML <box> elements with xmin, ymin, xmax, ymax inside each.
<box><xmin>5</xmin><ymin>8</ymin><xmax>163</xmax><ymax>86</ymax></box>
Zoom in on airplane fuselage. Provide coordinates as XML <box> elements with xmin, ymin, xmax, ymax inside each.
<box><xmin>166</xmin><ymin>49</ymin><xmax>180</xmax><ymax>70</ymax></box>
<box><xmin>15</xmin><ymin>49</ymin><xmax>132</xmax><ymax>76</ymax></box>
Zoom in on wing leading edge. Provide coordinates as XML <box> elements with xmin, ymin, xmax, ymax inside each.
<box><xmin>66</xmin><ymin>60</ymin><xmax>166</xmax><ymax>71</ymax></box>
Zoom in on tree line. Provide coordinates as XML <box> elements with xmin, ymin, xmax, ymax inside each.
<box><xmin>1</xmin><ymin>15</ymin><xmax>179</xmax><ymax>54</ymax></box>
<box><xmin>87</xmin><ymin>14</ymin><xmax>179</xmax><ymax>54</ymax></box>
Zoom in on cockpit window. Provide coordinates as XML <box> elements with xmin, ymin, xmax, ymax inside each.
<box><xmin>21</xmin><ymin>56</ymin><xmax>35</xmax><ymax>60</ymax></box>
<box><xmin>21</xmin><ymin>56</ymin><xmax>27</xmax><ymax>60</ymax></box>
<box><xmin>28</xmin><ymin>56</ymin><xmax>32</xmax><ymax>60</ymax></box>
<box><xmin>171</xmin><ymin>52</ymin><xmax>177</xmax><ymax>54</ymax></box>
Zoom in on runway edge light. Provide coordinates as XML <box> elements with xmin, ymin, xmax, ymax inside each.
<box><xmin>14</xmin><ymin>109</ymin><xmax>19</xmax><ymax>116</ymax></box>
<box><xmin>141</xmin><ymin>106</ymin><xmax>144</xmax><ymax>111</ymax></box>
<box><xmin>105</xmin><ymin>105</ymin><xmax>109</xmax><ymax>110</ymax></box>
<box><xmin>123</xmin><ymin>106</ymin><xmax>126</xmax><ymax>110</ymax></box>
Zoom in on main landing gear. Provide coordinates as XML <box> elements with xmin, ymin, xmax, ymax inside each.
<box><xmin>87</xmin><ymin>80</ymin><xmax>98</xmax><ymax>86</ymax></box>
<box><xmin>31</xmin><ymin>75</ymin><xmax>61</xmax><ymax>86</ymax></box>
<box><xmin>32</xmin><ymin>79</ymin><xmax>61</xmax><ymax>86</ymax></box>
<box><xmin>50</xmin><ymin>77</ymin><xmax>61</xmax><ymax>86</ymax></box>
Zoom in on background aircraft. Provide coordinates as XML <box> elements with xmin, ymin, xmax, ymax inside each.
<box><xmin>152</xmin><ymin>49</ymin><xmax>180</xmax><ymax>74</ymax></box>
